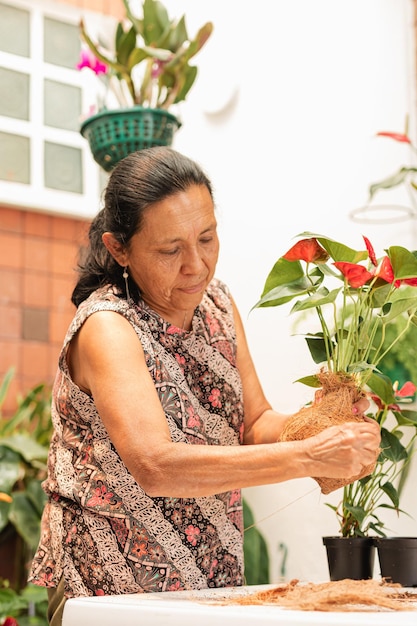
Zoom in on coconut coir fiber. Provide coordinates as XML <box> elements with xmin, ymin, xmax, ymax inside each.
<box><xmin>278</xmin><ymin>371</ymin><xmax>378</xmax><ymax>494</ymax></box>
<box><xmin>224</xmin><ymin>579</ymin><xmax>417</xmax><ymax>612</ymax></box>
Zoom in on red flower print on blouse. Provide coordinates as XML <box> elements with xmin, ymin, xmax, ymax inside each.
<box><xmin>209</xmin><ymin>388</ymin><xmax>222</xmax><ymax>408</ymax></box>
<box><xmin>185</xmin><ymin>524</ymin><xmax>201</xmax><ymax>546</ymax></box>
<box><xmin>86</xmin><ymin>483</ymin><xmax>115</xmax><ymax>508</ymax></box>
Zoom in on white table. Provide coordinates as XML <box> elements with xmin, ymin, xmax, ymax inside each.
<box><xmin>62</xmin><ymin>584</ymin><xmax>417</xmax><ymax>626</ymax></box>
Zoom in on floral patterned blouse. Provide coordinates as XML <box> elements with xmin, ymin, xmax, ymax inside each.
<box><xmin>29</xmin><ymin>278</ymin><xmax>245</xmax><ymax>598</ymax></box>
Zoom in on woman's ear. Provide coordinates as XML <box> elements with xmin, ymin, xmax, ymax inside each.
<box><xmin>102</xmin><ymin>232</ymin><xmax>127</xmax><ymax>266</ymax></box>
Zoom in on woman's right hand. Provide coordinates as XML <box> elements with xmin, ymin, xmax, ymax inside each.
<box><xmin>304</xmin><ymin>418</ymin><xmax>381</xmax><ymax>479</ymax></box>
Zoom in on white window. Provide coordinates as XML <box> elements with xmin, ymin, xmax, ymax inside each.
<box><xmin>0</xmin><ymin>0</ymin><xmax>114</xmax><ymax>218</ymax></box>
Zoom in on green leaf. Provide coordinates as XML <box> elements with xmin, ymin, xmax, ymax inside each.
<box><xmin>388</xmin><ymin>246</ymin><xmax>417</xmax><ymax>280</ymax></box>
<box><xmin>9</xmin><ymin>491</ymin><xmax>42</xmax><ymax>552</ymax></box>
<box><xmin>261</xmin><ymin>257</ymin><xmax>305</xmax><ymax>295</ymax></box>
<box><xmin>380</xmin><ymin>428</ymin><xmax>407</xmax><ymax>463</ymax></box>
<box><xmin>305</xmin><ymin>334</ymin><xmax>332</xmax><ymax>365</ymax></box>
<box><xmin>0</xmin><ymin>434</ymin><xmax>48</xmax><ymax>464</ymax></box>
<box><xmin>380</xmin><ymin>481</ymin><xmax>399</xmax><ymax>508</ymax></box>
<box><xmin>291</xmin><ymin>287</ymin><xmax>341</xmax><ymax>312</ymax></box>
<box><xmin>243</xmin><ymin>499</ymin><xmax>269</xmax><ymax>585</ymax></box>
<box><xmin>366</xmin><ymin>372</ymin><xmax>396</xmax><ymax>404</ymax></box>
<box><xmin>294</xmin><ymin>374</ymin><xmax>321</xmax><ymax>387</ymax></box>
<box><xmin>344</xmin><ymin>503</ymin><xmax>366</xmax><ymax>525</ymax></box>
<box><xmin>0</xmin><ymin>446</ymin><xmax>21</xmax><ymax>492</ymax></box>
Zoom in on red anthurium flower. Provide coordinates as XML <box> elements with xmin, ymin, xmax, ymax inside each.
<box><xmin>363</xmin><ymin>236</ymin><xmax>378</xmax><ymax>267</ymax></box>
<box><xmin>376</xmin><ymin>131</ymin><xmax>412</xmax><ymax>144</ymax></box>
<box><xmin>283</xmin><ymin>239</ymin><xmax>329</xmax><ymax>263</ymax></box>
<box><xmin>77</xmin><ymin>49</ymin><xmax>108</xmax><ymax>75</ymax></box>
<box><xmin>377</xmin><ymin>256</ymin><xmax>397</xmax><ymax>284</ymax></box>
<box><xmin>403</xmin><ymin>277</ymin><xmax>417</xmax><ymax>287</ymax></box>
<box><xmin>395</xmin><ymin>381</ymin><xmax>417</xmax><ymax>397</ymax></box>
<box><xmin>334</xmin><ymin>262</ymin><xmax>374</xmax><ymax>288</ymax></box>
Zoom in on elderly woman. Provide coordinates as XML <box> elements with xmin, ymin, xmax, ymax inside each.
<box><xmin>29</xmin><ymin>147</ymin><xmax>380</xmax><ymax>625</ymax></box>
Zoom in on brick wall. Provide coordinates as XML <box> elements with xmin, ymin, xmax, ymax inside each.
<box><xmin>0</xmin><ymin>206</ymin><xmax>89</xmax><ymax>414</ymax></box>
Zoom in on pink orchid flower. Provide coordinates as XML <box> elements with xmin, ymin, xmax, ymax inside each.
<box><xmin>77</xmin><ymin>49</ymin><xmax>108</xmax><ymax>75</ymax></box>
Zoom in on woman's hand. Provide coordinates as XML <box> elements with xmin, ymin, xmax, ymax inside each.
<box><xmin>304</xmin><ymin>418</ymin><xmax>381</xmax><ymax>479</ymax></box>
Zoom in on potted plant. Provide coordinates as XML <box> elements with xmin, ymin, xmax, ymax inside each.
<box><xmin>77</xmin><ymin>0</ymin><xmax>213</xmax><ymax>171</ymax></box>
<box><xmin>0</xmin><ymin>367</ymin><xmax>51</xmax><ymax>610</ymax></box>
<box><xmin>253</xmin><ymin>233</ymin><xmax>417</xmax><ymax>581</ymax></box>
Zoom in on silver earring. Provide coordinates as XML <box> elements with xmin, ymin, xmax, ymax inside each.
<box><xmin>123</xmin><ymin>266</ymin><xmax>131</xmax><ymax>301</ymax></box>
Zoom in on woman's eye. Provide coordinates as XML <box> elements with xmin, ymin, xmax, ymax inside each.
<box><xmin>200</xmin><ymin>237</ymin><xmax>213</xmax><ymax>245</ymax></box>
<box><xmin>161</xmin><ymin>248</ymin><xmax>179</xmax><ymax>256</ymax></box>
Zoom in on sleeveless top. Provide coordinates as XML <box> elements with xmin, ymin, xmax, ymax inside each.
<box><xmin>29</xmin><ymin>278</ymin><xmax>245</xmax><ymax>598</ymax></box>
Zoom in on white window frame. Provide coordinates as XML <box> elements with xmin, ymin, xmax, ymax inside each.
<box><xmin>0</xmin><ymin>0</ymin><xmax>116</xmax><ymax>219</ymax></box>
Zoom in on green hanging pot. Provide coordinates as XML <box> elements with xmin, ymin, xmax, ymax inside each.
<box><xmin>80</xmin><ymin>106</ymin><xmax>182</xmax><ymax>173</ymax></box>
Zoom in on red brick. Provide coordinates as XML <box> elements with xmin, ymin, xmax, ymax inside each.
<box><xmin>0</xmin><ymin>232</ymin><xmax>23</xmax><ymax>270</ymax></box>
<box><xmin>0</xmin><ymin>206</ymin><xmax>24</xmax><ymax>233</ymax></box>
<box><xmin>23</xmin><ymin>273</ymin><xmax>50</xmax><ymax>307</ymax></box>
<box><xmin>24</xmin><ymin>211</ymin><xmax>52</xmax><ymax>238</ymax></box>
<box><xmin>0</xmin><ymin>268</ymin><xmax>22</xmax><ymax>306</ymax></box>
<box><xmin>22</xmin><ymin>236</ymin><xmax>51</xmax><ymax>273</ymax></box>
<box><xmin>0</xmin><ymin>304</ymin><xmax>21</xmax><ymax>339</ymax></box>
<box><xmin>21</xmin><ymin>342</ymin><xmax>50</xmax><ymax>381</ymax></box>
<box><xmin>51</xmin><ymin>241</ymin><xmax>80</xmax><ymax>277</ymax></box>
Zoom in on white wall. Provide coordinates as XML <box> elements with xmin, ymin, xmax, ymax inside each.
<box><xmin>165</xmin><ymin>0</ymin><xmax>417</xmax><ymax>583</ymax></box>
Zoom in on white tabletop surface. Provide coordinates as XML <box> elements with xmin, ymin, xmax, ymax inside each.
<box><xmin>62</xmin><ymin>584</ymin><xmax>417</xmax><ymax>626</ymax></box>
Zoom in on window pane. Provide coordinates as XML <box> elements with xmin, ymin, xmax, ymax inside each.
<box><xmin>44</xmin><ymin>79</ymin><xmax>81</xmax><ymax>131</ymax></box>
<box><xmin>0</xmin><ymin>131</ymin><xmax>30</xmax><ymax>184</ymax></box>
<box><xmin>44</xmin><ymin>142</ymin><xmax>83</xmax><ymax>194</ymax></box>
<box><xmin>0</xmin><ymin>67</ymin><xmax>30</xmax><ymax>120</ymax></box>
<box><xmin>44</xmin><ymin>17</ymin><xmax>80</xmax><ymax>69</ymax></box>
<box><xmin>0</xmin><ymin>2</ymin><xmax>30</xmax><ymax>57</ymax></box>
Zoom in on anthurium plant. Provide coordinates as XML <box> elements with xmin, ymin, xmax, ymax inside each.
<box><xmin>253</xmin><ymin>232</ymin><xmax>417</xmax><ymax>536</ymax></box>
<box><xmin>78</xmin><ymin>0</ymin><xmax>213</xmax><ymax>111</ymax></box>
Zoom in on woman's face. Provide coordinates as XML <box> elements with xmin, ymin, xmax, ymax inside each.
<box><xmin>124</xmin><ymin>184</ymin><xmax>219</xmax><ymax>325</ymax></box>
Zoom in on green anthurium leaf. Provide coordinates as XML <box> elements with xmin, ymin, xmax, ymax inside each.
<box><xmin>316</xmin><ymin>238</ymin><xmax>368</xmax><ymax>264</ymax></box>
<box><xmin>261</xmin><ymin>258</ymin><xmax>305</xmax><ymax>295</ymax></box>
<box><xmin>343</xmin><ymin>503</ymin><xmax>367</xmax><ymax>525</ymax></box>
<box><xmin>388</xmin><ymin>246</ymin><xmax>417</xmax><ymax>280</ymax></box>
<box><xmin>0</xmin><ymin>433</ymin><xmax>48</xmax><ymax>464</ymax></box>
<box><xmin>380</xmin><ymin>428</ymin><xmax>407</xmax><ymax>463</ymax></box>
<box><xmin>394</xmin><ymin>409</ymin><xmax>417</xmax><ymax>426</ymax></box>
<box><xmin>291</xmin><ymin>287</ymin><xmax>341</xmax><ymax>312</ymax></box>
<box><xmin>379</xmin><ymin>481</ymin><xmax>399</xmax><ymax>508</ymax></box>
<box><xmin>305</xmin><ymin>334</ymin><xmax>333</xmax><ymax>365</ymax></box>
<box><xmin>366</xmin><ymin>372</ymin><xmax>396</xmax><ymax>404</ymax></box>
<box><xmin>9</xmin><ymin>491</ymin><xmax>42</xmax><ymax>551</ymax></box>
<box><xmin>381</xmin><ymin>297</ymin><xmax>417</xmax><ymax>322</ymax></box>
<box><xmin>253</xmin><ymin>277</ymin><xmax>315</xmax><ymax>309</ymax></box>
<box><xmin>294</xmin><ymin>374</ymin><xmax>321</xmax><ymax>388</ymax></box>
<box><xmin>370</xmin><ymin>282</ymin><xmax>393</xmax><ymax>308</ymax></box>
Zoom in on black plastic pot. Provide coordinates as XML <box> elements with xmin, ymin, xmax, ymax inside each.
<box><xmin>323</xmin><ymin>536</ymin><xmax>375</xmax><ymax>581</ymax></box>
<box><xmin>374</xmin><ymin>537</ymin><xmax>417</xmax><ymax>587</ymax></box>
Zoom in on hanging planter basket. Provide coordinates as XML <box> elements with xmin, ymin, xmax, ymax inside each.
<box><xmin>80</xmin><ymin>106</ymin><xmax>182</xmax><ymax>173</ymax></box>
